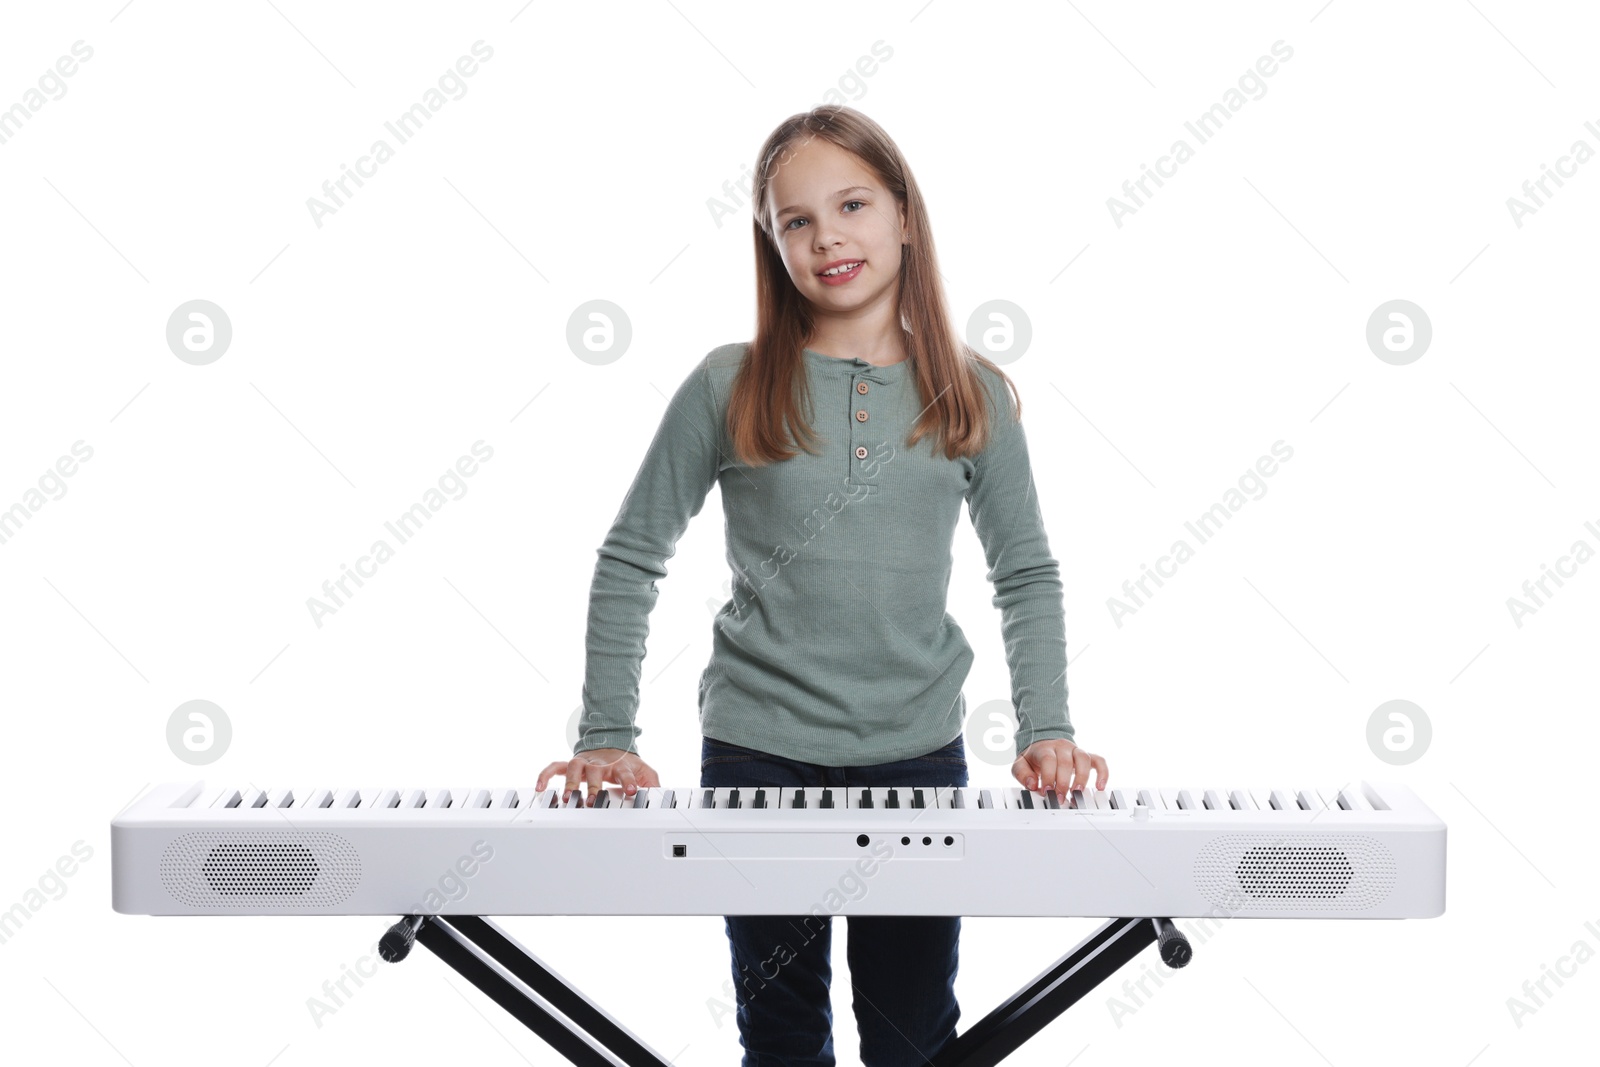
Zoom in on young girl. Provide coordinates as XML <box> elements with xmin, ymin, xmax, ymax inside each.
<box><xmin>536</xmin><ymin>105</ymin><xmax>1108</xmax><ymax>1066</ymax></box>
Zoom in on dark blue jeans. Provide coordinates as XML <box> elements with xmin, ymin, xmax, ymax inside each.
<box><xmin>701</xmin><ymin>733</ymin><xmax>968</xmax><ymax>1067</ymax></box>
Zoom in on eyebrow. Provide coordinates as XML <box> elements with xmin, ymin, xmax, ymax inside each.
<box><xmin>775</xmin><ymin>186</ymin><xmax>874</xmax><ymax>220</ymax></box>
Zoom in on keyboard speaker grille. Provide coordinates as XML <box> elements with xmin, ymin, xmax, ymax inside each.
<box><xmin>1193</xmin><ymin>833</ymin><xmax>1395</xmax><ymax>912</ymax></box>
<box><xmin>160</xmin><ymin>831</ymin><xmax>361</xmax><ymax>908</ymax></box>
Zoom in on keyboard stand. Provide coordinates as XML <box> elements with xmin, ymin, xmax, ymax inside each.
<box><xmin>378</xmin><ymin>913</ymin><xmax>1192</xmax><ymax>1067</ymax></box>
<box><xmin>930</xmin><ymin>915</ymin><xmax>1191</xmax><ymax>1067</ymax></box>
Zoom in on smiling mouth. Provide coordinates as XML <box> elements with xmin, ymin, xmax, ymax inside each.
<box><xmin>818</xmin><ymin>260</ymin><xmax>864</xmax><ymax>278</ymax></box>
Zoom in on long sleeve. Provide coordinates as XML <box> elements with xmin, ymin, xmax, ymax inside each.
<box><xmin>965</xmin><ymin>373</ymin><xmax>1074</xmax><ymax>753</ymax></box>
<box><xmin>575</xmin><ymin>356</ymin><xmax>722</xmax><ymax>755</ymax></box>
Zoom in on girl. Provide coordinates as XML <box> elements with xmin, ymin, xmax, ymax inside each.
<box><xmin>536</xmin><ymin>105</ymin><xmax>1108</xmax><ymax>1067</ymax></box>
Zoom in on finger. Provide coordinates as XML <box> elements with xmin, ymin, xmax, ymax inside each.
<box><xmin>618</xmin><ymin>764</ymin><xmax>639</xmax><ymax>796</ymax></box>
<box><xmin>585</xmin><ymin>759</ymin><xmax>607</xmax><ymax>806</ymax></box>
<box><xmin>1031</xmin><ymin>749</ymin><xmax>1057</xmax><ymax>793</ymax></box>
<box><xmin>535</xmin><ymin>761</ymin><xmax>565</xmax><ymax>792</ymax></box>
<box><xmin>1070</xmin><ymin>748</ymin><xmax>1093</xmax><ymax>791</ymax></box>
<box><xmin>1090</xmin><ymin>755</ymin><xmax>1109</xmax><ymax>790</ymax></box>
<box><xmin>638</xmin><ymin>764</ymin><xmax>662</xmax><ymax>789</ymax></box>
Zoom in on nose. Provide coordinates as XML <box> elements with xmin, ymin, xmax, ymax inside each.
<box><xmin>811</xmin><ymin>222</ymin><xmax>843</xmax><ymax>253</ymax></box>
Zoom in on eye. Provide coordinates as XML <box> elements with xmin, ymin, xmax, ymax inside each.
<box><xmin>784</xmin><ymin>217</ymin><xmax>806</xmax><ymax>231</ymax></box>
<box><xmin>843</xmin><ymin>200</ymin><xmax>866</xmax><ymax>212</ymax></box>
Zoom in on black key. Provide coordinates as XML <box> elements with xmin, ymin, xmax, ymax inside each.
<box><xmin>911</xmin><ymin>789</ymin><xmax>925</xmax><ymax>809</ymax></box>
<box><xmin>728</xmin><ymin>788</ymin><xmax>741</xmax><ymax>809</ymax></box>
<box><xmin>631</xmin><ymin>789</ymin><xmax>647</xmax><ymax>808</ymax></box>
<box><xmin>1020</xmin><ymin>790</ymin><xmax>1034</xmax><ymax>809</ymax></box>
<box><xmin>702</xmin><ymin>788</ymin><xmax>714</xmax><ymax>808</ymax></box>
<box><xmin>793</xmin><ymin>788</ymin><xmax>806</xmax><ymax>809</ymax></box>
<box><xmin>860</xmin><ymin>788</ymin><xmax>873</xmax><ymax>808</ymax></box>
<box><xmin>753</xmin><ymin>788</ymin><xmax>766</xmax><ymax>809</ymax></box>
<box><xmin>886</xmin><ymin>789</ymin><xmax>899</xmax><ymax>808</ymax></box>
<box><xmin>661</xmin><ymin>789</ymin><xmax>675</xmax><ymax>809</ymax></box>
<box><xmin>595</xmin><ymin>790</ymin><xmax>610</xmax><ymax>808</ymax></box>
<box><xmin>1044</xmin><ymin>789</ymin><xmax>1060</xmax><ymax>810</ymax></box>
<box><xmin>953</xmin><ymin>788</ymin><xmax>966</xmax><ymax>809</ymax></box>
<box><xmin>1071</xmin><ymin>789</ymin><xmax>1086</xmax><ymax>810</ymax></box>
<box><xmin>821</xmin><ymin>789</ymin><xmax>834</xmax><ymax>809</ymax></box>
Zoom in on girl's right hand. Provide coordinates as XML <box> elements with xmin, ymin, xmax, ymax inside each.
<box><xmin>535</xmin><ymin>748</ymin><xmax>661</xmax><ymax>807</ymax></box>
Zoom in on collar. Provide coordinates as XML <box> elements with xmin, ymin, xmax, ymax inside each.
<box><xmin>802</xmin><ymin>347</ymin><xmax>910</xmax><ymax>384</ymax></box>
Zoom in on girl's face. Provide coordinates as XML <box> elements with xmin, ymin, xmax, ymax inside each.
<box><xmin>765</xmin><ymin>137</ymin><xmax>906</xmax><ymax>318</ymax></box>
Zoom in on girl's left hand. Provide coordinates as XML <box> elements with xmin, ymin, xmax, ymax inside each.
<box><xmin>1014</xmin><ymin>738</ymin><xmax>1108</xmax><ymax>795</ymax></box>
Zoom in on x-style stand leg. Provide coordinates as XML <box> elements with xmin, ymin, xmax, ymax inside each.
<box><xmin>379</xmin><ymin>914</ymin><xmax>1191</xmax><ymax>1067</ymax></box>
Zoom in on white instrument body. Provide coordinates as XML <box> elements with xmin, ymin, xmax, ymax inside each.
<box><xmin>111</xmin><ymin>780</ymin><xmax>1446</xmax><ymax>919</ymax></box>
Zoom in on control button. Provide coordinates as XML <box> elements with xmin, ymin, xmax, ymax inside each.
<box><xmin>856</xmin><ymin>381</ymin><xmax>869</xmax><ymax>394</ymax></box>
<box><xmin>855</xmin><ymin>410</ymin><xmax>868</xmax><ymax>422</ymax></box>
<box><xmin>855</xmin><ymin>446</ymin><xmax>868</xmax><ymax>459</ymax></box>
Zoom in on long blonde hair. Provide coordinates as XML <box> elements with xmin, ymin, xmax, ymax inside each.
<box><xmin>728</xmin><ymin>104</ymin><xmax>1020</xmax><ymax>466</ymax></box>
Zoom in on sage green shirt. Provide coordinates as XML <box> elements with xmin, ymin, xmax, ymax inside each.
<box><xmin>576</xmin><ymin>342</ymin><xmax>1073</xmax><ymax>767</ymax></box>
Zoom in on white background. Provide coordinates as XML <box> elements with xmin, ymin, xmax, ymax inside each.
<box><xmin>2</xmin><ymin>1</ymin><xmax>1596</xmax><ymax>1065</ymax></box>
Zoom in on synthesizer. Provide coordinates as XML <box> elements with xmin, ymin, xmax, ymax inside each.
<box><xmin>111</xmin><ymin>779</ymin><xmax>1445</xmax><ymax>920</ymax></box>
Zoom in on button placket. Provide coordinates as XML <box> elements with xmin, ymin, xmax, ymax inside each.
<box><xmin>847</xmin><ymin>366</ymin><xmax>890</xmax><ymax>487</ymax></box>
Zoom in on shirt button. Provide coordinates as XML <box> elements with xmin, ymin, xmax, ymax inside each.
<box><xmin>855</xmin><ymin>409</ymin><xmax>869</xmax><ymax>422</ymax></box>
<box><xmin>856</xmin><ymin>382</ymin><xmax>869</xmax><ymax>394</ymax></box>
<box><xmin>855</xmin><ymin>446</ymin><xmax>868</xmax><ymax>459</ymax></box>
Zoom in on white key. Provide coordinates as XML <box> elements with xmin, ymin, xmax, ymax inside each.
<box><xmin>1297</xmin><ymin>788</ymin><xmax>1325</xmax><ymax>811</ymax></box>
<box><xmin>1337</xmin><ymin>785</ymin><xmax>1369</xmax><ymax>811</ymax></box>
<box><xmin>1203</xmin><ymin>789</ymin><xmax>1229</xmax><ymax>811</ymax></box>
<box><xmin>464</xmin><ymin>788</ymin><xmax>491</xmax><ymax>809</ymax></box>
<box><xmin>1228</xmin><ymin>789</ymin><xmax>1256</xmax><ymax>811</ymax></box>
<box><xmin>401</xmin><ymin>788</ymin><xmax>426</xmax><ymax>808</ymax></box>
<box><xmin>334</xmin><ymin>788</ymin><xmax>361</xmax><ymax>808</ymax></box>
<box><xmin>1267</xmin><ymin>789</ymin><xmax>1296</xmax><ymax>811</ymax></box>
<box><xmin>427</xmin><ymin>789</ymin><xmax>453</xmax><ymax>809</ymax></box>
<box><xmin>1109</xmin><ymin>789</ymin><xmax>1132</xmax><ymax>810</ymax></box>
<box><xmin>212</xmin><ymin>788</ymin><xmax>242</xmax><ymax>809</ymax></box>
<box><xmin>492</xmin><ymin>789</ymin><xmax>518</xmax><ymax>808</ymax></box>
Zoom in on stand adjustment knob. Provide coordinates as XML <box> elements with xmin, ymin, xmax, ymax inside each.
<box><xmin>379</xmin><ymin>915</ymin><xmax>426</xmax><ymax>962</ymax></box>
<box><xmin>1151</xmin><ymin>917</ymin><xmax>1192</xmax><ymax>968</ymax></box>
